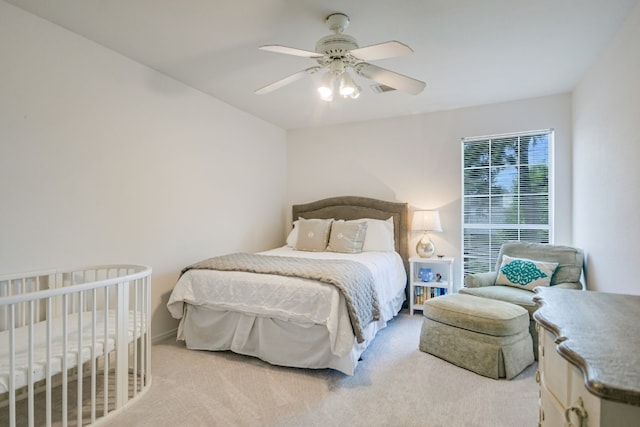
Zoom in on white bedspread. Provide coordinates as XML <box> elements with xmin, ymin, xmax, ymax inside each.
<box><xmin>167</xmin><ymin>246</ymin><xmax>406</xmax><ymax>357</ymax></box>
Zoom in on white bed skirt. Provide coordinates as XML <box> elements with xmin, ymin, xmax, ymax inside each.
<box><xmin>177</xmin><ymin>291</ymin><xmax>405</xmax><ymax>375</ymax></box>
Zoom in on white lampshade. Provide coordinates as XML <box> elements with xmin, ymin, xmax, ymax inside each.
<box><xmin>318</xmin><ymin>72</ymin><xmax>334</xmax><ymax>101</ymax></box>
<box><xmin>339</xmin><ymin>71</ymin><xmax>356</xmax><ymax>96</ymax></box>
<box><xmin>412</xmin><ymin>210</ymin><xmax>442</xmax><ymax>232</ymax></box>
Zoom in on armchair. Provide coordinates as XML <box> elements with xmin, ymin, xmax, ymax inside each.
<box><xmin>460</xmin><ymin>241</ymin><xmax>585</xmax><ymax>359</ymax></box>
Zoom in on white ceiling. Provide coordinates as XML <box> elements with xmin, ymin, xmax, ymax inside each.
<box><xmin>7</xmin><ymin>0</ymin><xmax>639</xmax><ymax>130</ymax></box>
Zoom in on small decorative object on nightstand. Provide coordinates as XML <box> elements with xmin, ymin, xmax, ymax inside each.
<box><xmin>409</xmin><ymin>256</ymin><xmax>454</xmax><ymax>315</ymax></box>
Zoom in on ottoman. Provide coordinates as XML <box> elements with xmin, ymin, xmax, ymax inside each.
<box><xmin>419</xmin><ymin>294</ymin><xmax>534</xmax><ymax>379</ymax></box>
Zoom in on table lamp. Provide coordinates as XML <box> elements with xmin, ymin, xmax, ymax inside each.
<box><xmin>412</xmin><ymin>210</ymin><xmax>442</xmax><ymax>258</ymax></box>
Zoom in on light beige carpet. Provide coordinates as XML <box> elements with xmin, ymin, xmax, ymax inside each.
<box><xmin>104</xmin><ymin>313</ymin><xmax>538</xmax><ymax>427</ymax></box>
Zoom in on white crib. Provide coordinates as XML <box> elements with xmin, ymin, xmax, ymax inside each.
<box><xmin>0</xmin><ymin>264</ymin><xmax>152</xmax><ymax>427</ymax></box>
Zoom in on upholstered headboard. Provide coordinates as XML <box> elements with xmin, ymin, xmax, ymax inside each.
<box><xmin>291</xmin><ymin>196</ymin><xmax>410</xmax><ymax>273</ymax></box>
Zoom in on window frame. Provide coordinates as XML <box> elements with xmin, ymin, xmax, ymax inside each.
<box><xmin>461</xmin><ymin>129</ymin><xmax>555</xmax><ymax>279</ymax></box>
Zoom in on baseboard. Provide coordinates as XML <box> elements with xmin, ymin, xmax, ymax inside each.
<box><xmin>152</xmin><ymin>328</ymin><xmax>177</xmax><ymax>344</ymax></box>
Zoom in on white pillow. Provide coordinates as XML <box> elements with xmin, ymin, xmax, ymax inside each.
<box><xmin>351</xmin><ymin>217</ymin><xmax>395</xmax><ymax>252</ymax></box>
<box><xmin>495</xmin><ymin>255</ymin><xmax>559</xmax><ymax>291</ymax></box>
<box><xmin>286</xmin><ymin>220</ymin><xmax>299</xmax><ymax>247</ymax></box>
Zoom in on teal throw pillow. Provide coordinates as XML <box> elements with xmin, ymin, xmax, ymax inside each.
<box><xmin>496</xmin><ymin>255</ymin><xmax>559</xmax><ymax>291</ymax></box>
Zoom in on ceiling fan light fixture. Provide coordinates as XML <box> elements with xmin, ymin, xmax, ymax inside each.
<box><xmin>318</xmin><ymin>72</ymin><xmax>334</xmax><ymax>99</ymax></box>
<box><xmin>256</xmin><ymin>12</ymin><xmax>425</xmax><ymax>100</ymax></box>
<box><xmin>339</xmin><ymin>71</ymin><xmax>356</xmax><ymax>96</ymax></box>
<box><xmin>318</xmin><ymin>85</ymin><xmax>333</xmax><ymax>98</ymax></box>
<box><xmin>349</xmin><ymin>84</ymin><xmax>361</xmax><ymax>99</ymax></box>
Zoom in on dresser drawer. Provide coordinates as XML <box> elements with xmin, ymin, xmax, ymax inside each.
<box><xmin>539</xmin><ymin>383</ymin><xmax>566</xmax><ymax>427</ymax></box>
<box><xmin>540</xmin><ymin>328</ymin><xmax>570</xmax><ymax>405</ymax></box>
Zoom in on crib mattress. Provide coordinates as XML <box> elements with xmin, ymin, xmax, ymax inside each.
<box><xmin>0</xmin><ymin>310</ymin><xmax>145</xmax><ymax>394</ymax></box>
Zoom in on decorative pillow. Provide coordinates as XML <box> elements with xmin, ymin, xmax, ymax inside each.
<box><xmin>327</xmin><ymin>220</ymin><xmax>368</xmax><ymax>254</ymax></box>
<box><xmin>286</xmin><ymin>220</ymin><xmax>299</xmax><ymax>247</ymax></box>
<box><xmin>294</xmin><ymin>218</ymin><xmax>333</xmax><ymax>252</ymax></box>
<box><xmin>496</xmin><ymin>255</ymin><xmax>559</xmax><ymax>290</ymax></box>
<box><xmin>351</xmin><ymin>217</ymin><xmax>395</xmax><ymax>252</ymax></box>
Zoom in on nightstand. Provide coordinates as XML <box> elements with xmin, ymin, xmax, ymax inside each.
<box><xmin>409</xmin><ymin>256</ymin><xmax>454</xmax><ymax>315</ymax></box>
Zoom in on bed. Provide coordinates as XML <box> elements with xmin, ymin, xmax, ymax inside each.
<box><xmin>167</xmin><ymin>196</ymin><xmax>409</xmax><ymax>375</ymax></box>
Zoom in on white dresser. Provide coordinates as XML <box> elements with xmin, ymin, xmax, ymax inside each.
<box><xmin>533</xmin><ymin>287</ymin><xmax>640</xmax><ymax>427</ymax></box>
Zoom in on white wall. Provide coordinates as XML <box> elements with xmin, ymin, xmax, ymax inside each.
<box><xmin>0</xmin><ymin>2</ymin><xmax>287</xmax><ymax>338</ymax></box>
<box><xmin>287</xmin><ymin>93</ymin><xmax>573</xmax><ymax>290</ymax></box>
<box><xmin>572</xmin><ymin>2</ymin><xmax>640</xmax><ymax>295</ymax></box>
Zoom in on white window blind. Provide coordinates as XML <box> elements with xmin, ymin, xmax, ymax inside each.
<box><xmin>462</xmin><ymin>129</ymin><xmax>553</xmax><ymax>277</ymax></box>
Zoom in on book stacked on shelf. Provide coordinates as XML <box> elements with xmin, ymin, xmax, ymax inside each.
<box><xmin>415</xmin><ymin>286</ymin><xmax>425</xmax><ymax>305</ymax></box>
<box><xmin>415</xmin><ymin>286</ymin><xmax>448</xmax><ymax>305</ymax></box>
<box><xmin>430</xmin><ymin>287</ymin><xmax>448</xmax><ymax>298</ymax></box>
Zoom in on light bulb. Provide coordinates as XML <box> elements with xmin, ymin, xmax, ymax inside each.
<box><xmin>318</xmin><ymin>72</ymin><xmax>334</xmax><ymax>100</ymax></box>
<box><xmin>349</xmin><ymin>83</ymin><xmax>361</xmax><ymax>99</ymax></box>
<box><xmin>318</xmin><ymin>86</ymin><xmax>333</xmax><ymax>98</ymax></box>
<box><xmin>339</xmin><ymin>72</ymin><xmax>356</xmax><ymax>96</ymax></box>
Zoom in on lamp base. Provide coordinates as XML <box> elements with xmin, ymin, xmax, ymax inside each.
<box><xmin>416</xmin><ymin>235</ymin><xmax>436</xmax><ymax>258</ymax></box>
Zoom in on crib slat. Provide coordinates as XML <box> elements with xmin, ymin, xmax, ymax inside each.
<box><xmin>140</xmin><ymin>278</ymin><xmax>146</xmax><ymax>388</ymax></box>
<box><xmin>133</xmin><ymin>278</ymin><xmax>139</xmax><ymax>396</ymax></box>
<box><xmin>91</xmin><ymin>288</ymin><xmax>97</xmax><ymax>424</ymax></box>
<box><xmin>62</xmin><ymin>293</ymin><xmax>68</xmax><ymax>427</ymax></box>
<box><xmin>116</xmin><ymin>279</ymin><xmax>129</xmax><ymax>408</ymax></box>
<box><xmin>9</xmin><ymin>305</ymin><xmax>16</xmax><ymax>427</ymax></box>
<box><xmin>35</xmin><ymin>276</ymin><xmax>40</xmax><ymax>325</ymax></box>
<box><xmin>20</xmin><ymin>278</ymin><xmax>26</xmax><ymax>327</ymax></box>
<box><xmin>143</xmin><ymin>276</ymin><xmax>150</xmax><ymax>387</ymax></box>
<box><xmin>147</xmin><ymin>276</ymin><xmax>152</xmax><ymax>386</ymax></box>
<box><xmin>139</xmin><ymin>278</ymin><xmax>146</xmax><ymax>389</ymax></box>
<box><xmin>76</xmin><ymin>292</ymin><xmax>84</xmax><ymax>427</ymax></box>
<box><xmin>103</xmin><ymin>286</ymin><xmax>109</xmax><ymax>416</ymax></box>
<box><xmin>28</xmin><ymin>300</ymin><xmax>35</xmax><ymax>427</ymax></box>
<box><xmin>46</xmin><ymin>297</ymin><xmax>52</xmax><ymax>427</ymax></box>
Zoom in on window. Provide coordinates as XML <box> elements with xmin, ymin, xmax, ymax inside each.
<box><xmin>462</xmin><ymin>129</ymin><xmax>553</xmax><ymax>277</ymax></box>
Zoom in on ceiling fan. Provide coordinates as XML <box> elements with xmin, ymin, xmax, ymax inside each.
<box><xmin>255</xmin><ymin>13</ymin><xmax>426</xmax><ymax>101</ymax></box>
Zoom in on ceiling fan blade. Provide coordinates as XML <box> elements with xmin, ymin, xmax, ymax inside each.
<box><xmin>255</xmin><ymin>67</ymin><xmax>321</xmax><ymax>95</ymax></box>
<box><xmin>350</xmin><ymin>41</ymin><xmax>413</xmax><ymax>61</ymax></box>
<box><xmin>355</xmin><ymin>62</ymin><xmax>425</xmax><ymax>95</ymax></box>
<box><xmin>259</xmin><ymin>45</ymin><xmax>321</xmax><ymax>58</ymax></box>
